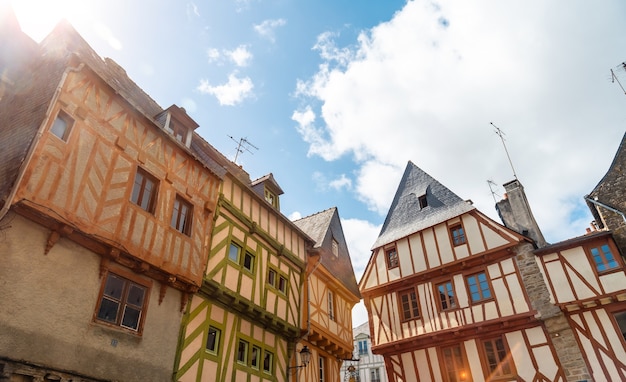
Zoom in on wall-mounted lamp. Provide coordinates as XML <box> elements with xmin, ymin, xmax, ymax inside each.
<box><xmin>287</xmin><ymin>346</ymin><xmax>311</xmax><ymax>371</ymax></box>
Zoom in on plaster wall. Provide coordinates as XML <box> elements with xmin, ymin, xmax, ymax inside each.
<box><xmin>0</xmin><ymin>213</ymin><xmax>183</xmax><ymax>382</ymax></box>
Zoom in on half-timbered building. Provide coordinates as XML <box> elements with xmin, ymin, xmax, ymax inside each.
<box><xmin>0</xmin><ymin>13</ymin><xmax>224</xmax><ymax>382</ymax></box>
<box><xmin>293</xmin><ymin>207</ymin><xmax>362</xmax><ymax>382</ymax></box>
<box><xmin>359</xmin><ymin>161</ymin><xmax>570</xmax><ymax>382</ymax></box>
<box><xmin>173</xmin><ymin>158</ymin><xmax>316</xmax><ymax>381</ymax></box>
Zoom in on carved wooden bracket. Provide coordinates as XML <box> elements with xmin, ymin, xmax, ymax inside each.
<box><xmin>99</xmin><ymin>257</ymin><xmax>110</xmax><ymax>278</ymax></box>
<box><xmin>249</xmin><ymin>222</ymin><xmax>257</xmax><ymax>234</ymax></box>
<box><xmin>44</xmin><ymin>225</ymin><xmax>74</xmax><ymax>255</ymax></box>
<box><xmin>134</xmin><ymin>261</ymin><xmax>149</xmax><ymax>274</ymax></box>
<box><xmin>180</xmin><ymin>292</ymin><xmax>189</xmax><ymax>312</ymax></box>
<box><xmin>159</xmin><ymin>283</ymin><xmax>167</xmax><ymax>305</ymax></box>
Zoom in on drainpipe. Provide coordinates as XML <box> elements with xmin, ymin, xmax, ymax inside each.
<box><xmin>585</xmin><ymin>196</ymin><xmax>626</xmax><ymax>224</ymax></box>
<box><xmin>0</xmin><ymin>60</ymin><xmax>85</xmax><ymax>223</ymax></box>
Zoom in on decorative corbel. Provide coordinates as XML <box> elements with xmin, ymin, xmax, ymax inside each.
<box><xmin>180</xmin><ymin>292</ymin><xmax>189</xmax><ymax>312</ymax></box>
<box><xmin>44</xmin><ymin>225</ymin><xmax>74</xmax><ymax>255</ymax></box>
<box><xmin>159</xmin><ymin>283</ymin><xmax>167</xmax><ymax>305</ymax></box>
<box><xmin>249</xmin><ymin>222</ymin><xmax>257</xmax><ymax>234</ymax></box>
<box><xmin>134</xmin><ymin>261</ymin><xmax>149</xmax><ymax>274</ymax></box>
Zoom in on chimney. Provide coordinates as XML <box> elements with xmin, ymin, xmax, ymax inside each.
<box><xmin>496</xmin><ymin>179</ymin><xmax>547</xmax><ymax>248</ymax></box>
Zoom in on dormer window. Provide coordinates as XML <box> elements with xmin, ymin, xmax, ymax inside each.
<box><xmin>418</xmin><ymin>194</ymin><xmax>428</xmax><ymax>209</ymax></box>
<box><xmin>264</xmin><ymin>189</ymin><xmax>278</xmax><ymax>208</ymax></box>
<box><xmin>168</xmin><ymin>120</ymin><xmax>185</xmax><ymax>143</ymax></box>
<box><xmin>156</xmin><ymin>105</ymin><xmax>199</xmax><ymax>148</ymax></box>
<box><xmin>332</xmin><ymin>238</ymin><xmax>339</xmax><ymax>257</ymax></box>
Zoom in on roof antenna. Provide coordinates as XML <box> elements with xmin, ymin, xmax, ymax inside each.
<box><xmin>610</xmin><ymin>62</ymin><xmax>626</xmax><ymax>96</ymax></box>
<box><xmin>487</xmin><ymin>179</ymin><xmax>501</xmax><ymax>204</ymax></box>
<box><xmin>490</xmin><ymin>122</ymin><xmax>518</xmax><ymax>180</ymax></box>
<box><xmin>228</xmin><ymin>135</ymin><xmax>258</xmax><ymax>164</ymax></box>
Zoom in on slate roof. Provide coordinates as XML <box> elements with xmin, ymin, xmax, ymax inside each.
<box><xmin>294</xmin><ymin>207</ymin><xmax>361</xmax><ymax>299</ymax></box>
<box><xmin>372</xmin><ymin>161</ymin><xmax>475</xmax><ymax>249</ymax></box>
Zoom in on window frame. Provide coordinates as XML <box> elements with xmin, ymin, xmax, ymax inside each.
<box><xmin>358</xmin><ymin>340</ymin><xmax>368</xmax><ymax>356</ymax></box>
<box><xmin>450</xmin><ymin>223</ymin><xmax>466</xmax><ymax>246</ymax></box>
<box><xmin>398</xmin><ymin>287</ymin><xmax>420</xmax><ymax>321</ymax></box>
<box><xmin>236</xmin><ymin>339</ymin><xmax>249</xmax><ymax>364</ymax></box>
<box><xmin>585</xmin><ymin>239</ymin><xmax>621</xmax><ymax>274</ymax></box>
<box><xmin>171</xmin><ymin>194</ymin><xmax>193</xmax><ymax>236</ymax></box>
<box><xmin>262</xmin><ymin>350</ymin><xmax>274</xmax><ymax>374</ymax></box>
<box><xmin>243</xmin><ymin>251</ymin><xmax>255</xmax><ymax>272</ymax></box>
<box><xmin>93</xmin><ymin>268</ymin><xmax>151</xmax><ymax>335</ymax></box>
<box><xmin>319</xmin><ymin>355</ymin><xmax>326</xmax><ymax>382</ymax></box>
<box><xmin>611</xmin><ymin>309</ymin><xmax>626</xmax><ymax>345</ymax></box>
<box><xmin>440</xmin><ymin>344</ymin><xmax>471</xmax><ymax>382</ymax></box>
<box><xmin>465</xmin><ymin>270</ymin><xmax>493</xmax><ymax>304</ymax></box>
<box><xmin>205</xmin><ymin>326</ymin><xmax>221</xmax><ymax>355</ymax></box>
<box><xmin>480</xmin><ymin>336</ymin><xmax>515</xmax><ymax>380</ymax></box>
<box><xmin>436</xmin><ymin>280</ymin><xmax>457</xmax><ymax>311</ymax></box>
<box><xmin>130</xmin><ymin>167</ymin><xmax>159</xmax><ymax>214</ymax></box>
<box><xmin>385</xmin><ymin>246</ymin><xmax>399</xmax><ymax>269</ymax></box>
<box><xmin>418</xmin><ymin>194</ymin><xmax>428</xmax><ymax>209</ymax></box>
<box><xmin>50</xmin><ymin>109</ymin><xmax>74</xmax><ymax>142</ymax></box>
<box><xmin>278</xmin><ymin>275</ymin><xmax>288</xmax><ymax>294</ymax></box>
<box><xmin>251</xmin><ymin>345</ymin><xmax>261</xmax><ymax>370</ymax></box>
<box><xmin>328</xmin><ymin>290</ymin><xmax>335</xmax><ymax>321</ymax></box>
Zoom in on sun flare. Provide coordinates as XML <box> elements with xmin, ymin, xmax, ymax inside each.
<box><xmin>11</xmin><ymin>0</ymin><xmax>92</xmax><ymax>42</ymax></box>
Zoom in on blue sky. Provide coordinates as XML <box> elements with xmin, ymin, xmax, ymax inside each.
<box><xmin>12</xmin><ymin>0</ymin><xmax>626</xmax><ymax>326</ymax></box>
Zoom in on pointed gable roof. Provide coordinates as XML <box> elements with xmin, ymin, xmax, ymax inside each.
<box><xmin>294</xmin><ymin>207</ymin><xmax>361</xmax><ymax>299</ymax></box>
<box><xmin>372</xmin><ymin>161</ymin><xmax>475</xmax><ymax>249</ymax></box>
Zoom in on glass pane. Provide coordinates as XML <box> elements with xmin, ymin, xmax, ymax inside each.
<box><xmin>614</xmin><ymin>311</ymin><xmax>626</xmax><ymax>341</ymax></box>
<box><xmin>97</xmin><ymin>298</ymin><xmax>119</xmax><ymax>323</ymax></box>
<box><xmin>127</xmin><ymin>284</ymin><xmax>145</xmax><ymax>308</ymax></box>
<box><xmin>171</xmin><ymin>199</ymin><xmax>181</xmax><ymax>228</ymax></box>
<box><xmin>251</xmin><ymin>346</ymin><xmax>260</xmax><ymax>368</ymax></box>
<box><xmin>103</xmin><ymin>274</ymin><xmax>125</xmax><ymax>299</ymax></box>
<box><xmin>140</xmin><ymin>178</ymin><xmax>154</xmax><ymax>211</ymax></box>
<box><xmin>268</xmin><ymin>270</ymin><xmax>276</xmax><ymax>286</ymax></box>
<box><xmin>244</xmin><ymin>253</ymin><xmax>253</xmax><ymax>270</ymax></box>
<box><xmin>206</xmin><ymin>327</ymin><xmax>219</xmax><ymax>352</ymax></box>
<box><xmin>263</xmin><ymin>351</ymin><xmax>272</xmax><ymax>372</ymax></box>
<box><xmin>50</xmin><ymin>116</ymin><xmax>68</xmax><ymax>139</ymax></box>
<box><xmin>237</xmin><ymin>340</ymin><xmax>248</xmax><ymax>363</ymax></box>
<box><xmin>131</xmin><ymin>172</ymin><xmax>143</xmax><ymax>205</ymax></box>
<box><xmin>121</xmin><ymin>306</ymin><xmax>141</xmax><ymax>330</ymax></box>
<box><xmin>229</xmin><ymin>243</ymin><xmax>240</xmax><ymax>262</ymax></box>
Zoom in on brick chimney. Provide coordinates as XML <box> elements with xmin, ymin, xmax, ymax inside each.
<box><xmin>496</xmin><ymin>179</ymin><xmax>547</xmax><ymax>248</ymax></box>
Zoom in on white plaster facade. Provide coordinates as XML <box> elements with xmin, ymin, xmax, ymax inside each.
<box><xmin>340</xmin><ymin>321</ymin><xmax>388</xmax><ymax>382</ymax></box>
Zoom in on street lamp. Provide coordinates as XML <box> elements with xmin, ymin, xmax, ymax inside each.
<box><xmin>287</xmin><ymin>346</ymin><xmax>312</xmax><ymax>371</ymax></box>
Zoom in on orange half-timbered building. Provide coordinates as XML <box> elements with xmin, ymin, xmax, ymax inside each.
<box><xmin>359</xmin><ymin>161</ymin><xmax>569</xmax><ymax>382</ymax></box>
<box><xmin>294</xmin><ymin>207</ymin><xmax>361</xmax><ymax>382</ymax></box>
<box><xmin>0</xmin><ymin>15</ymin><xmax>224</xmax><ymax>382</ymax></box>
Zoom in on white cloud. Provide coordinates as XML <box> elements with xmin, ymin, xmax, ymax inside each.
<box><xmin>294</xmin><ymin>0</ymin><xmax>626</xmax><ymax>244</ymax></box>
<box><xmin>288</xmin><ymin>211</ymin><xmax>302</xmax><ymax>221</ymax></box>
<box><xmin>187</xmin><ymin>2</ymin><xmax>200</xmax><ymax>19</ymax></box>
<box><xmin>329</xmin><ymin>174</ymin><xmax>352</xmax><ymax>191</ymax></box>
<box><xmin>206</xmin><ymin>46</ymin><xmax>252</xmax><ymax>67</ymax></box>
<box><xmin>93</xmin><ymin>22</ymin><xmax>122</xmax><ymax>50</ymax></box>
<box><xmin>180</xmin><ymin>97</ymin><xmax>197</xmax><ymax>114</ymax></box>
<box><xmin>253</xmin><ymin>18</ymin><xmax>287</xmax><ymax>43</ymax></box>
<box><xmin>197</xmin><ymin>73</ymin><xmax>254</xmax><ymax>106</ymax></box>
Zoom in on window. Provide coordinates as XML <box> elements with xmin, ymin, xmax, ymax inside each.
<box><xmin>399</xmin><ymin>288</ymin><xmax>420</xmax><ymax>320</ymax></box>
<box><xmin>267</xmin><ymin>268</ymin><xmax>276</xmax><ymax>286</ymax></box>
<box><xmin>50</xmin><ymin>110</ymin><xmax>73</xmax><ymax>141</ymax></box>
<box><xmin>264</xmin><ymin>189</ymin><xmax>278</xmax><ymax>208</ymax></box>
<box><xmin>237</xmin><ymin>339</ymin><xmax>248</xmax><ymax>364</ymax></box>
<box><xmin>319</xmin><ymin>356</ymin><xmax>326</xmax><ymax>382</ymax></box>
<box><xmin>442</xmin><ymin>345</ymin><xmax>469</xmax><ymax>382</ymax></box>
<box><xmin>278</xmin><ymin>275</ymin><xmax>287</xmax><ymax>294</ymax></box>
<box><xmin>332</xmin><ymin>238</ymin><xmax>339</xmax><ymax>257</ymax></box>
<box><xmin>328</xmin><ymin>291</ymin><xmax>335</xmax><ymax>321</ymax></box>
<box><xmin>466</xmin><ymin>271</ymin><xmax>492</xmax><ymax>303</ymax></box>
<box><xmin>243</xmin><ymin>251</ymin><xmax>255</xmax><ymax>272</ymax></box>
<box><xmin>206</xmin><ymin>326</ymin><xmax>221</xmax><ymax>354</ymax></box>
<box><xmin>229</xmin><ymin>242</ymin><xmax>241</xmax><ymax>263</ymax></box>
<box><xmin>95</xmin><ymin>271</ymin><xmax>148</xmax><ymax>332</ymax></box>
<box><xmin>386</xmin><ymin>247</ymin><xmax>399</xmax><ymax>269</ymax></box>
<box><xmin>251</xmin><ymin>345</ymin><xmax>261</xmax><ymax>369</ymax></box>
<box><xmin>450</xmin><ymin>224</ymin><xmax>466</xmax><ymax>246</ymax></box>
<box><xmin>263</xmin><ymin>350</ymin><xmax>273</xmax><ymax>373</ymax></box>
<box><xmin>483</xmin><ymin>337</ymin><xmax>514</xmax><ymax>378</ymax></box>
<box><xmin>358</xmin><ymin>340</ymin><xmax>368</xmax><ymax>356</ymax></box>
<box><xmin>418</xmin><ymin>194</ymin><xmax>428</xmax><ymax>209</ymax></box>
<box><xmin>437</xmin><ymin>281</ymin><xmax>456</xmax><ymax>310</ymax></box>
<box><xmin>371</xmin><ymin>368</ymin><xmax>381</xmax><ymax>382</ymax></box>
<box><xmin>131</xmin><ymin>168</ymin><xmax>158</xmax><ymax>213</ymax></box>
<box><xmin>168</xmin><ymin>120</ymin><xmax>185</xmax><ymax>143</ymax></box>
<box><xmin>590</xmin><ymin>243</ymin><xmax>618</xmax><ymax>272</ymax></box>
<box><xmin>171</xmin><ymin>195</ymin><xmax>192</xmax><ymax>235</ymax></box>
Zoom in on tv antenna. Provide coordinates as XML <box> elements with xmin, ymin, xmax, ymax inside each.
<box><xmin>228</xmin><ymin>135</ymin><xmax>258</xmax><ymax>164</ymax></box>
<box><xmin>490</xmin><ymin>122</ymin><xmax>518</xmax><ymax>180</ymax></box>
<box><xmin>610</xmin><ymin>62</ymin><xmax>626</xmax><ymax>96</ymax></box>
<box><xmin>487</xmin><ymin>179</ymin><xmax>501</xmax><ymax>204</ymax></box>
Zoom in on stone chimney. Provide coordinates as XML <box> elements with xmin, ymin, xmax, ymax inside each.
<box><xmin>496</xmin><ymin>179</ymin><xmax>547</xmax><ymax>248</ymax></box>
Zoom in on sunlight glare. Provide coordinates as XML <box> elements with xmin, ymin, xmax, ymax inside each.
<box><xmin>11</xmin><ymin>0</ymin><xmax>92</xmax><ymax>42</ymax></box>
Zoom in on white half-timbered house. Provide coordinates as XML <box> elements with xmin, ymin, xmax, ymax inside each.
<box><xmin>359</xmin><ymin>161</ymin><xmax>570</xmax><ymax>382</ymax></box>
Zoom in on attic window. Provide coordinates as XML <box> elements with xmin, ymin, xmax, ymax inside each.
<box><xmin>264</xmin><ymin>189</ymin><xmax>278</xmax><ymax>208</ymax></box>
<box><xmin>332</xmin><ymin>239</ymin><xmax>339</xmax><ymax>257</ymax></box>
<box><xmin>418</xmin><ymin>194</ymin><xmax>428</xmax><ymax>209</ymax></box>
<box><xmin>168</xmin><ymin>120</ymin><xmax>185</xmax><ymax>143</ymax></box>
